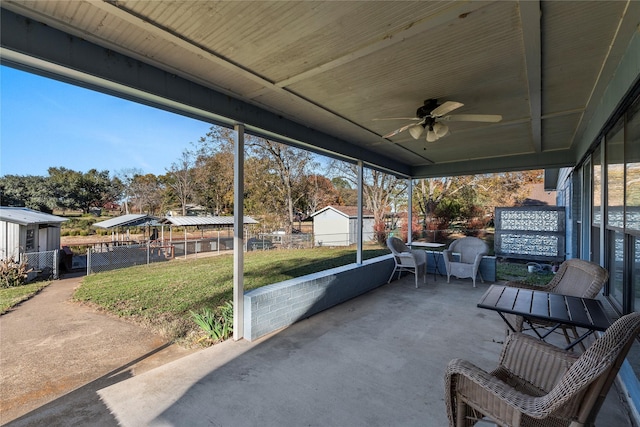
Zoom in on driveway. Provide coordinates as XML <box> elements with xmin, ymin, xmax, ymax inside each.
<box><xmin>0</xmin><ymin>273</ymin><xmax>195</xmax><ymax>426</ymax></box>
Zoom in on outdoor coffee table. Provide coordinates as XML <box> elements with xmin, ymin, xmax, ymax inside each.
<box><xmin>408</xmin><ymin>242</ymin><xmax>446</xmax><ymax>280</ymax></box>
<box><xmin>477</xmin><ymin>284</ymin><xmax>610</xmax><ymax>350</ymax></box>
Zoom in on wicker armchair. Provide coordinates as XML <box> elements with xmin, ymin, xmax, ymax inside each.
<box><xmin>443</xmin><ymin>237</ymin><xmax>489</xmax><ymax>287</ymax></box>
<box><xmin>504</xmin><ymin>259</ymin><xmax>609</xmax><ymax>346</ymax></box>
<box><xmin>445</xmin><ymin>312</ymin><xmax>640</xmax><ymax>427</ymax></box>
<box><xmin>386</xmin><ymin>237</ymin><xmax>427</xmax><ymax>288</ymax></box>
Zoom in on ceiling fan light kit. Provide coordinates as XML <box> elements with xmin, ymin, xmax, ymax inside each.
<box><xmin>408</xmin><ymin>124</ymin><xmax>425</xmax><ymax>139</ymax></box>
<box><xmin>379</xmin><ymin>98</ymin><xmax>502</xmax><ymax>143</ymax></box>
<box><xmin>432</xmin><ymin>122</ymin><xmax>448</xmax><ymax>138</ymax></box>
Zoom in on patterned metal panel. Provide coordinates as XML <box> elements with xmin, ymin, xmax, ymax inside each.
<box><xmin>494</xmin><ymin>206</ymin><xmax>566</xmax><ymax>262</ymax></box>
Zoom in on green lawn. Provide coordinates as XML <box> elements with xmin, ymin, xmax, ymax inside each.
<box><xmin>0</xmin><ymin>281</ymin><xmax>51</xmax><ymax>314</ymax></box>
<box><xmin>495</xmin><ymin>260</ymin><xmax>555</xmax><ymax>286</ymax></box>
<box><xmin>74</xmin><ymin>247</ymin><xmax>390</xmax><ymax>343</ymax></box>
<box><xmin>2</xmin><ymin>246</ymin><xmax>552</xmax><ymax>345</ymax></box>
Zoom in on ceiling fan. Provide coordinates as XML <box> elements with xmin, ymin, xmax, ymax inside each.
<box><xmin>378</xmin><ymin>99</ymin><xmax>502</xmax><ymax>142</ymax></box>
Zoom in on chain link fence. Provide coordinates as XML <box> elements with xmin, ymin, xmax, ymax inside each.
<box><xmin>21</xmin><ymin>250</ymin><xmax>60</xmax><ymax>280</ymax></box>
<box><xmin>87</xmin><ymin>244</ymin><xmax>174</xmax><ymax>274</ymax></box>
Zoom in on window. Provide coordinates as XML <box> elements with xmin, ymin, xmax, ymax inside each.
<box><xmin>606</xmin><ymin>119</ymin><xmax>624</xmax><ymax>228</ymax></box>
<box><xmin>25</xmin><ymin>228</ymin><xmax>35</xmax><ymax>252</ymax></box>
<box><xmin>592</xmin><ymin>149</ymin><xmax>602</xmax><ymax>264</ymax></box>
<box><xmin>626</xmin><ymin>95</ymin><xmax>640</xmax><ymax>232</ymax></box>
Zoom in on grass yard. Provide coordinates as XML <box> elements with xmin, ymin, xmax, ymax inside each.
<box><xmin>74</xmin><ymin>247</ymin><xmax>390</xmax><ymax>344</ymax></box>
<box><xmin>495</xmin><ymin>260</ymin><xmax>555</xmax><ymax>286</ymax></box>
<box><xmin>0</xmin><ymin>281</ymin><xmax>51</xmax><ymax>314</ymax></box>
<box><xmin>1</xmin><ymin>246</ymin><xmax>554</xmax><ymax>345</ymax></box>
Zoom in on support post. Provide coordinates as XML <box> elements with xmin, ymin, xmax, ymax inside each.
<box><xmin>357</xmin><ymin>161</ymin><xmax>364</xmax><ymax>264</ymax></box>
<box><xmin>407</xmin><ymin>178</ymin><xmax>413</xmax><ymax>244</ymax></box>
<box><xmin>233</xmin><ymin>124</ymin><xmax>245</xmax><ymax>341</ymax></box>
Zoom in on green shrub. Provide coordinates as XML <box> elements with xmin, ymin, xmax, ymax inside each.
<box><xmin>0</xmin><ymin>258</ymin><xmax>32</xmax><ymax>289</ymax></box>
<box><xmin>190</xmin><ymin>301</ymin><xmax>234</xmax><ymax>343</ymax></box>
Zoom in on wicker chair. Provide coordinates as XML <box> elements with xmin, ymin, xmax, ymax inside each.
<box><xmin>443</xmin><ymin>237</ymin><xmax>489</xmax><ymax>287</ymax></box>
<box><xmin>445</xmin><ymin>312</ymin><xmax>640</xmax><ymax>427</ymax></box>
<box><xmin>504</xmin><ymin>259</ymin><xmax>609</xmax><ymax>346</ymax></box>
<box><xmin>386</xmin><ymin>237</ymin><xmax>427</xmax><ymax>288</ymax></box>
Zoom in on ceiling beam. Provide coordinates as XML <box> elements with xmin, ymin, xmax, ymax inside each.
<box><xmin>519</xmin><ymin>0</ymin><xmax>542</xmax><ymax>153</ymax></box>
<box><xmin>411</xmin><ymin>148</ymin><xmax>575</xmax><ymax>179</ymax></box>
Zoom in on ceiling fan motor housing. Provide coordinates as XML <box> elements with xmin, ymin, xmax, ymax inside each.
<box><xmin>416</xmin><ymin>98</ymin><xmax>439</xmax><ymax>118</ymax></box>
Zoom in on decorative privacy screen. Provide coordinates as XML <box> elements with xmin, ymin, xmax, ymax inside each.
<box><xmin>494</xmin><ymin>206</ymin><xmax>565</xmax><ymax>262</ymax></box>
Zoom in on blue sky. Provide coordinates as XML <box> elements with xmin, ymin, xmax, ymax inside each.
<box><xmin>0</xmin><ymin>65</ymin><xmax>212</xmax><ymax>177</ymax></box>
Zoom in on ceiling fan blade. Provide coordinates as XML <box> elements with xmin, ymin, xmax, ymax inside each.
<box><xmin>372</xmin><ymin>117</ymin><xmax>421</xmax><ymax>121</ymax></box>
<box><xmin>430</xmin><ymin>101</ymin><xmax>464</xmax><ymax>117</ymax></box>
<box><xmin>382</xmin><ymin>119</ymin><xmax>426</xmax><ymax>138</ymax></box>
<box><xmin>439</xmin><ymin>114</ymin><xmax>502</xmax><ymax>123</ymax></box>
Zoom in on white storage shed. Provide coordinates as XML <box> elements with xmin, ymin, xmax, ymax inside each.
<box><xmin>310</xmin><ymin>206</ymin><xmax>374</xmax><ymax>247</ymax></box>
<box><xmin>0</xmin><ymin>207</ymin><xmax>67</xmax><ymax>259</ymax></box>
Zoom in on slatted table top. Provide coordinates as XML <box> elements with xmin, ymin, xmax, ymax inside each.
<box><xmin>477</xmin><ymin>284</ymin><xmax>610</xmax><ymax>332</ymax></box>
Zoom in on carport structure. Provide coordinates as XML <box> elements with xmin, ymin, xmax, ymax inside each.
<box><xmin>1</xmin><ymin>1</ymin><xmax>639</xmax><ymax>419</ymax></box>
<box><xmin>93</xmin><ymin>213</ymin><xmax>162</xmax><ymax>244</ymax></box>
<box><xmin>161</xmin><ymin>215</ymin><xmax>259</xmax><ymax>256</ymax></box>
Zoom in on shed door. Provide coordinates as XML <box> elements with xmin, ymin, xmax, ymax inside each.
<box><xmin>39</xmin><ymin>227</ymin><xmax>47</xmax><ymax>252</ymax></box>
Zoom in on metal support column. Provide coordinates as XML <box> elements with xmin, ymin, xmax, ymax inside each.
<box><xmin>357</xmin><ymin>161</ymin><xmax>364</xmax><ymax>264</ymax></box>
<box><xmin>233</xmin><ymin>124</ymin><xmax>245</xmax><ymax>341</ymax></box>
<box><xmin>407</xmin><ymin>178</ymin><xmax>413</xmax><ymax>244</ymax></box>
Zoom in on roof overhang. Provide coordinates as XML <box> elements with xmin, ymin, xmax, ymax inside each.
<box><xmin>1</xmin><ymin>1</ymin><xmax>639</xmax><ymax>178</ymax></box>
<box><xmin>93</xmin><ymin>214</ymin><xmax>161</xmax><ymax>229</ymax></box>
<box><xmin>0</xmin><ymin>207</ymin><xmax>67</xmax><ymax>226</ymax></box>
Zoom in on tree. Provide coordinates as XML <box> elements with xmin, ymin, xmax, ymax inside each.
<box><xmin>331</xmin><ymin>177</ymin><xmax>357</xmax><ymax>206</ymax></box>
<box><xmin>246</xmin><ymin>139</ymin><xmax>315</xmax><ymax>233</ymax></box>
<box><xmin>192</xmin><ymin>127</ymin><xmax>235</xmax><ymax>215</ymax></box>
<box><xmin>302</xmin><ymin>174</ymin><xmax>341</xmax><ymax>216</ymax></box>
<box><xmin>129</xmin><ymin>173</ymin><xmax>165</xmax><ymax>214</ymax></box>
<box><xmin>413</xmin><ymin>171</ymin><xmax>544</xmax><ymax>231</ymax></box>
<box><xmin>166</xmin><ymin>149</ymin><xmax>196</xmax><ymax>216</ymax></box>
<box><xmin>115</xmin><ymin>168</ymin><xmax>145</xmax><ymax>214</ymax></box>
<box><xmin>47</xmin><ymin>167</ymin><xmax>114</xmax><ymax>213</ymax></box>
<box><xmin>330</xmin><ymin>160</ymin><xmax>405</xmax><ymax>226</ymax></box>
<box><xmin>0</xmin><ymin>175</ymin><xmax>54</xmax><ymax>212</ymax></box>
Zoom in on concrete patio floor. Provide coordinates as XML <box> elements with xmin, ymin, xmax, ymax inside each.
<box><xmin>8</xmin><ymin>275</ymin><xmax>636</xmax><ymax>426</ymax></box>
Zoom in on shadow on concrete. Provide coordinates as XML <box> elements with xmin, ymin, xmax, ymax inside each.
<box><xmin>5</xmin><ymin>343</ymin><xmax>173</xmax><ymax>427</ymax></box>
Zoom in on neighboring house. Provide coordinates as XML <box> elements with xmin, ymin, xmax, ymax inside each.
<box><xmin>0</xmin><ymin>207</ymin><xmax>67</xmax><ymax>259</ymax></box>
<box><xmin>310</xmin><ymin>206</ymin><xmax>374</xmax><ymax>246</ymax></box>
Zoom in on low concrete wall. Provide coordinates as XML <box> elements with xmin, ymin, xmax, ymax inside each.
<box><xmin>244</xmin><ymin>255</ymin><xmax>395</xmax><ymax>341</ymax></box>
<box><xmin>243</xmin><ymin>253</ymin><xmax>497</xmax><ymax>341</ymax></box>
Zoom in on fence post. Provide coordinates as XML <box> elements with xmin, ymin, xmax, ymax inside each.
<box><xmin>86</xmin><ymin>248</ymin><xmax>91</xmax><ymax>275</ymax></box>
<box><xmin>53</xmin><ymin>250</ymin><xmax>58</xmax><ymax>279</ymax></box>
